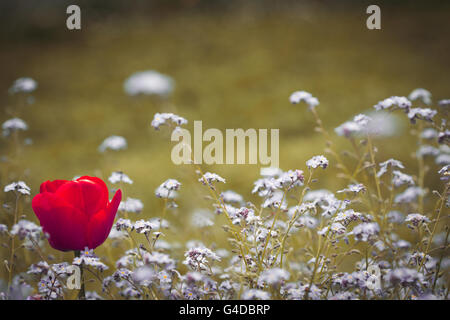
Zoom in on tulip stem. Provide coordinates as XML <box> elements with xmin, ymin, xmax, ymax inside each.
<box><xmin>74</xmin><ymin>250</ymin><xmax>86</xmax><ymax>300</ymax></box>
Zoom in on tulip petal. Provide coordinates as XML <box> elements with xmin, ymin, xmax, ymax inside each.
<box><xmin>54</xmin><ymin>181</ymin><xmax>86</xmax><ymax>214</ymax></box>
<box><xmin>87</xmin><ymin>189</ymin><xmax>122</xmax><ymax>249</ymax></box>
<box><xmin>40</xmin><ymin>180</ymin><xmax>69</xmax><ymax>194</ymax></box>
<box><xmin>32</xmin><ymin>192</ymin><xmax>89</xmax><ymax>251</ymax></box>
<box><xmin>76</xmin><ymin>176</ymin><xmax>109</xmax><ymax>216</ymax></box>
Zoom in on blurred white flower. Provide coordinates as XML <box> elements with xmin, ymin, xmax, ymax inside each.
<box><xmin>2</xmin><ymin>118</ymin><xmax>28</xmax><ymax>137</ymax></box>
<box><xmin>258</xmin><ymin>268</ymin><xmax>290</xmax><ymax>286</ymax></box>
<box><xmin>350</xmin><ymin>222</ymin><xmax>380</xmax><ymax>242</ymax></box>
<box><xmin>392</xmin><ymin>170</ymin><xmax>415</xmax><ymax>187</ymax></box>
<box><xmin>98</xmin><ymin>135</ymin><xmax>127</xmax><ymax>152</ymax></box>
<box><xmin>9</xmin><ymin>77</ymin><xmax>37</xmax><ymax>94</ymax></box>
<box><xmin>421</xmin><ymin>128</ymin><xmax>438</xmax><ymax>140</ymax></box>
<box><xmin>108</xmin><ymin>228</ymin><xmax>128</xmax><ymax>240</ymax></box>
<box><xmin>405</xmin><ymin>213</ymin><xmax>430</xmax><ymax>227</ymax></box>
<box><xmin>438</xmin><ymin>99</ymin><xmax>450</xmax><ymax>108</ymax></box>
<box><xmin>124</xmin><ymin>70</ymin><xmax>173</xmax><ymax>96</ymax></box>
<box><xmin>119</xmin><ymin>197</ymin><xmax>144</xmax><ymax>214</ymax></box>
<box><xmin>242</xmin><ymin>289</ymin><xmax>271</xmax><ymax>300</ymax></box>
<box><xmin>337</xmin><ymin>183</ymin><xmax>366</xmax><ymax>194</ymax></box>
<box><xmin>334</xmin><ymin>114</ymin><xmax>372</xmax><ymax>138</ymax></box>
<box><xmin>220</xmin><ymin>190</ymin><xmax>243</xmax><ymax>204</ymax></box>
<box><xmin>190</xmin><ymin>209</ymin><xmax>215</xmax><ymax>228</ymax></box>
<box><xmin>108</xmin><ymin>171</ymin><xmax>133</xmax><ymax>184</ymax></box>
<box><xmin>377</xmin><ymin>159</ymin><xmax>404</xmax><ymax>177</ymax></box>
<box><xmin>409</xmin><ymin>88</ymin><xmax>432</xmax><ymax>105</ymax></box>
<box><xmin>260</xmin><ymin>167</ymin><xmax>283</xmax><ymax>177</ymax></box>
<box><xmin>394</xmin><ymin>187</ymin><xmax>424</xmax><ymax>203</ymax></box>
<box><xmin>10</xmin><ymin>219</ymin><xmax>41</xmax><ymax>240</ymax></box>
<box><xmin>366</xmin><ymin>110</ymin><xmax>401</xmax><ymax>137</ymax></box>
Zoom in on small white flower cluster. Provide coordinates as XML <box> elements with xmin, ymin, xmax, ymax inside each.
<box><xmin>405</xmin><ymin>213</ymin><xmax>430</xmax><ymax>227</ymax></box>
<box><xmin>220</xmin><ymin>190</ymin><xmax>244</xmax><ymax>204</ymax></box>
<box><xmin>392</xmin><ymin>170</ymin><xmax>415</xmax><ymax>187</ymax></box>
<box><xmin>151</xmin><ymin>112</ymin><xmax>188</xmax><ymax>131</ymax></box>
<box><xmin>258</xmin><ymin>268</ymin><xmax>290</xmax><ymax>287</ymax></box>
<box><xmin>108</xmin><ymin>171</ymin><xmax>133</xmax><ymax>184</ymax></box>
<box><xmin>10</xmin><ymin>220</ymin><xmax>41</xmax><ymax>241</ymax></box>
<box><xmin>253</xmin><ymin>169</ymin><xmax>304</xmax><ymax>199</ymax></box>
<box><xmin>373</xmin><ymin>96</ymin><xmax>412</xmax><ymax>110</ymax></box>
<box><xmin>289</xmin><ymin>90</ymin><xmax>319</xmax><ymax>109</ymax></box>
<box><xmin>409</xmin><ymin>88</ymin><xmax>432</xmax><ymax>105</ymax></box>
<box><xmin>438</xmin><ymin>99</ymin><xmax>450</xmax><ymax>108</ymax></box>
<box><xmin>98</xmin><ymin>135</ymin><xmax>127</xmax><ymax>152</ymax></box>
<box><xmin>183</xmin><ymin>247</ymin><xmax>221</xmax><ymax>272</ymax></box>
<box><xmin>349</xmin><ymin>222</ymin><xmax>380</xmax><ymax>242</ymax></box>
<box><xmin>73</xmin><ymin>248</ymin><xmax>108</xmax><ymax>271</ymax></box>
<box><xmin>4</xmin><ymin>181</ymin><xmax>31</xmax><ymax>195</ymax></box>
<box><xmin>134</xmin><ymin>219</ymin><xmax>158</xmax><ymax>234</ymax></box>
<box><xmin>199</xmin><ymin>172</ymin><xmax>226</xmax><ymax>186</ymax></box>
<box><xmin>394</xmin><ymin>186</ymin><xmax>424</xmax><ymax>204</ymax></box>
<box><xmin>119</xmin><ymin>197</ymin><xmax>144</xmax><ymax>214</ymax></box>
<box><xmin>335</xmin><ymin>114</ymin><xmax>372</xmax><ymax>138</ymax></box>
<box><xmin>190</xmin><ymin>209</ymin><xmax>215</xmax><ymax>228</ymax></box>
<box><xmin>124</xmin><ymin>70</ymin><xmax>173</xmax><ymax>97</ymax></box>
<box><xmin>2</xmin><ymin>118</ymin><xmax>28</xmax><ymax>137</ymax></box>
<box><xmin>377</xmin><ymin>158</ymin><xmax>404</xmax><ymax>177</ymax></box>
<box><xmin>155</xmin><ymin>178</ymin><xmax>181</xmax><ymax>199</ymax></box>
<box><xmin>306</xmin><ymin>155</ymin><xmax>329</xmax><ymax>169</ymax></box>
<box><xmin>373</xmin><ymin>94</ymin><xmax>437</xmax><ymax>124</ymax></box>
<box><xmin>407</xmin><ymin>107</ymin><xmax>437</xmax><ymax>124</ymax></box>
<box><xmin>337</xmin><ymin>183</ymin><xmax>366</xmax><ymax>194</ymax></box>
<box><xmin>9</xmin><ymin>77</ymin><xmax>38</xmax><ymax>94</ymax></box>
<box><xmin>115</xmin><ymin>218</ymin><xmax>163</xmax><ymax>234</ymax></box>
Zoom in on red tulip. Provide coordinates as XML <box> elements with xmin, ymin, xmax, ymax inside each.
<box><xmin>32</xmin><ymin>176</ymin><xmax>121</xmax><ymax>251</ymax></box>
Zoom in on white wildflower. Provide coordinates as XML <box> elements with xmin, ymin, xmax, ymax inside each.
<box><xmin>373</xmin><ymin>96</ymin><xmax>411</xmax><ymax>111</ymax></box>
<box><xmin>377</xmin><ymin>158</ymin><xmax>405</xmax><ymax>177</ymax></box>
<box><xmin>289</xmin><ymin>90</ymin><xmax>319</xmax><ymax>109</ymax></box>
<box><xmin>119</xmin><ymin>197</ymin><xmax>144</xmax><ymax>213</ymax></box>
<box><xmin>151</xmin><ymin>112</ymin><xmax>187</xmax><ymax>130</ymax></box>
<box><xmin>306</xmin><ymin>155</ymin><xmax>328</xmax><ymax>169</ymax></box>
<box><xmin>392</xmin><ymin>170</ymin><xmax>415</xmax><ymax>187</ymax></box>
<box><xmin>407</xmin><ymin>108</ymin><xmax>437</xmax><ymax>123</ymax></box>
<box><xmin>408</xmin><ymin>88</ymin><xmax>432</xmax><ymax>105</ymax></box>
<box><xmin>108</xmin><ymin>171</ymin><xmax>133</xmax><ymax>184</ymax></box>
<box><xmin>98</xmin><ymin>136</ymin><xmax>127</xmax><ymax>152</ymax></box>
<box><xmin>199</xmin><ymin>172</ymin><xmax>226</xmax><ymax>186</ymax></box>
<box><xmin>220</xmin><ymin>190</ymin><xmax>243</xmax><ymax>204</ymax></box>
<box><xmin>124</xmin><ymin>70</ymin><xmax>173</xmax><ymax>96</ymax></box>
<box><xmin>405</xmin><ymin>213</ymin><xmax>430</xmax><ymax>227</ymax></box>
<box><xmin>2</xmin><ymin>118</ymin><xmax>28</xmax><ymax>137</ymax></box>
<box><xmin>191</xmin><ymin>209</ymin><xmax>215</xmax><ymax>228</ymax></box>
<box><xmin>9</xmin><ymin>77</ymin><xmax>37</xmax><ymax>94</ymax></box>
<box><xmin>4</xmin><ymin>181</ymin><xmax>31</xmax><ymax>195</ymax></box>
<box><xmin>242</xmin><ymin>289</ymin><xmax>271</xmax><ymax>300</ymax></box>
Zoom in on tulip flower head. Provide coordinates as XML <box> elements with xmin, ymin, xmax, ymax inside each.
<box><xmin>32</xmin><ymin>176</ymin><xmax>121</xmax><ymax>251</ymax></box>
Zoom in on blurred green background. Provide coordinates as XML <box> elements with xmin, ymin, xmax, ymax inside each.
<box><xmin>0</xmin><ymin>0</ymin><xmax>449</xmax><ymax>267</ymax></box>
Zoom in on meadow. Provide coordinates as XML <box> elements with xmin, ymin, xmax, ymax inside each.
<box><xmin>0</xmin><ymin>2</ymin><xmax>449</xmax><ymax>299</ymax></box>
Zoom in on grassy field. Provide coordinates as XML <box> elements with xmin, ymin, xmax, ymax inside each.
<box><xmin>1</xmin><ymin>3</ymin><xmax>449</xmax><ymax>280</ymax></box>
